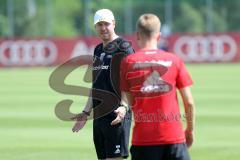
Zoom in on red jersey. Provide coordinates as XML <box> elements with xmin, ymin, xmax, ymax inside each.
<box><xmin>120</xmin><ymin>49</ymin><xmax>193</xmax><ymax>146</ymax></box>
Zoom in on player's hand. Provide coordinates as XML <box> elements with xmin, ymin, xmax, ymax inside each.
<box><xmin>111</xmin><ymin>106</ymin><xmax>127</xmax><ymax>125</ymax></box>
<box><xmin>71</xmin><ymin>112</ymin><xmax>88</xmax><ymax>132</ymax></box>
<box><xmin>185</xmin><ymin>130</ymin><xmax>194</xmax><ymax>148</ymax></box>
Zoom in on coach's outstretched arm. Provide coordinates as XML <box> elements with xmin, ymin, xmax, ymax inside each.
<box><xmin>71</xmin><ymin>96</ymin><xmax>92</xmax><ymax>132</ymax></box>
<box><xmin>180</xmin><ymin>86</ymin><xmax>196</xmax><ymax>148</ymax></box>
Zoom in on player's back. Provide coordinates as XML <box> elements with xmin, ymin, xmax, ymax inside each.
<box><xmin>120</xmin><ymin>49</ymin><xmax>193</xmax><ymax>145</ymax></box>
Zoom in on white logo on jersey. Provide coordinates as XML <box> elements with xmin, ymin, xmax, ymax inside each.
<box><xmin>100</xmin><ymin>52</ymin><xmax>106</xmax><ymax>61</ymax></box>
<box><xmin>144</xmin><ymin>51</ymin><xmax>157</xmax><ymax>54</ymax></box>
<box><xmin>133</xmin><ymin>60</ymin><xmax>172</xmax><ymax>69</ymax></box>
<box><xmin>92</xmin><ymin>65</ymin><xmax>109</xmax><ymax>70</ymax></box>
<box><xmin>114</xmin><ymin>145</ymin><xmax>121</xmax><ymax>154</ymax></box>
<box><xmin>141</xmin><ymin>71</ymin><xmax>170</xmax><ymax>93</ymax></box>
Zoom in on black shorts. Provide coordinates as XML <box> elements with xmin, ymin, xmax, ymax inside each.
<box><xmin>93</xmin><ymin>113</ymin><xmax>131</xmax><ymax>159</ymax></box>
<box><xmin>130</xmin><ymin>143</ymin><xmax>191</xmax><ymax>160</ymax></box>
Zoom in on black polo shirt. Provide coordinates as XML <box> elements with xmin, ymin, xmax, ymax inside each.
<box><xmin>92</xmin><ymin>37</ymin><xmax>134</xmax><ymax>120</ymax></box>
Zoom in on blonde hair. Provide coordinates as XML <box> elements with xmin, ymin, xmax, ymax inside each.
<box><xmin>136</xmin><ymin>13</ymin><xmax>161</xmax><ymax>38</ymax></box>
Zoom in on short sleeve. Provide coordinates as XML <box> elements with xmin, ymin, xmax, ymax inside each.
<box><xmin>176</xmin><ymin>59</ymin><xmax>193</xmax><ymax>89</ymax></box>
<box><xmin>125</xmin><ymin>46</ymin><xmax>135</xmax><ymax>55</ymax></box>
<box><xmin>120</xmin><ymin>40</ymin><xmax>135</xmax><ymax>55</ymax></box>
<box><xmin>120</xmin><ymin>57</ymin><xmax>130</xmax><ymax>91</ymax></box>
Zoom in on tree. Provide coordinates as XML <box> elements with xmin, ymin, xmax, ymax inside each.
<box><xmin>0</xmin><ymin>0</ymin><xmax>239</xmax><ymax>38</ymax></box>
<box><xmin>173</xmin><ymin>2</ymin><xmax>204</xmax><ymax>33</ymax></box>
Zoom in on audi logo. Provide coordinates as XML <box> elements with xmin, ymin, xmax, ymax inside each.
<box><xmin>174</xmin><ymin>35</ymin><xmax>237</xmax><ymax>62</ymax></box>
<box><xmin>0</xmin><ymin>40</ymin><xmax>57</xmax><ymax>66</ymax></box>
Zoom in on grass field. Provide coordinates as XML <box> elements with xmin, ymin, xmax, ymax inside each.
<box><xmin>1</xmin><ymin>63</ymin><xmax>240</xmax><ymax>160</ymax></box>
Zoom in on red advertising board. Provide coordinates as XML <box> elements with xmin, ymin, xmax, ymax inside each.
<box><xmin>0</xmin><ymin>32</ymin><xmax>240</xmax><ymax>67</ymax></box>
<box><xmin>167</xmin><ymin>33</ymin><xmax>240</xmax><ymax>62</ymax></box>
<box><xmin>0</xmin><ymin>37</ymin><xmax>100</xmax><ymax>67</ymax></box>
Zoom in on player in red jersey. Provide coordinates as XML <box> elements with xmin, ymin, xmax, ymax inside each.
<box><xmin>111</xmin><ymin>13</ymin><xmax>196</xmax><ymax>160</ymax></box>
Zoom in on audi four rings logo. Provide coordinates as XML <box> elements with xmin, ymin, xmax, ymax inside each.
<box><xmin>174</xmin><ymin>35</ymin><xmax>237</xmax><ymax>62</ymax></box>
<box><xmin>0</xmin><ymin>40</ymin><xmax>57</xmax><ymax>66</ymax></box>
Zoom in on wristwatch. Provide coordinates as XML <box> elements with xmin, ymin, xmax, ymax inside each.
<box><xmin>119</xmin><ymin>104</ymin><xmax>129</xmax><ymax>112</ymax></box>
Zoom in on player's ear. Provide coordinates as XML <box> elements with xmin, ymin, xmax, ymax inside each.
<box><xmin>137</xmin><ymin>32</ymin><xmax>140</xmax><ymax>40</ymax></box>
<box><xmin>157</xmin><ymin>32</ymin><xmax>161</xmax><ymax>41</ymax></box>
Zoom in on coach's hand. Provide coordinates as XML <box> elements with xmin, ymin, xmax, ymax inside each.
<box><xmin>185</xmin><ymin>130</ymin><xmax>194</xmax><ymax>148</ymax></box>
<box><xmin>71</xmin><ymin>112</ymin><xmax>88</xmax><ymax>132</ymax></box>
<box><xmin>111</xmin><ymin>106</ymin><xmax>127</xmax><ymax>125</ymax></box>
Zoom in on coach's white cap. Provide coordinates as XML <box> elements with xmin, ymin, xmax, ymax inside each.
<box><xmin>94</xmin><ymin>9</ymin><xmax>115</xmax><ymax>25</ymax></box>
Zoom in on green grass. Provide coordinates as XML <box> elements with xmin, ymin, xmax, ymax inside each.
<box><xmin>1</xmin><ymin>64</ymin><xmax>240</xmax><ymax>160</ymax></box>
